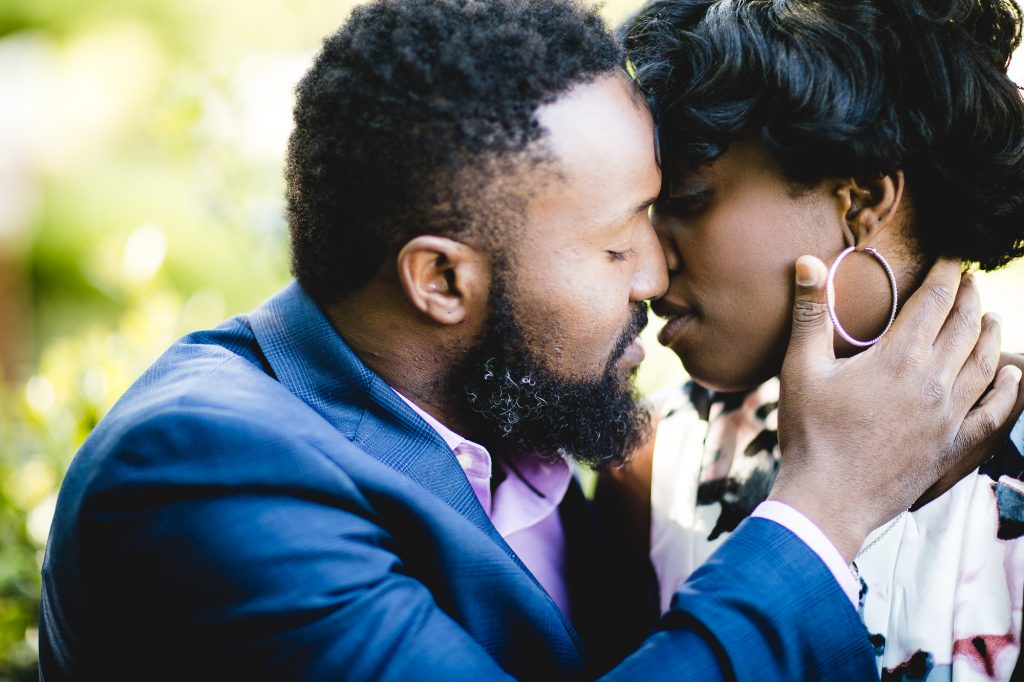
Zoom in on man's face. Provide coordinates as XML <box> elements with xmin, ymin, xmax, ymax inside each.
<box><xmin>456</xmin><ymin>72</ymin><xmax>667</xmax><ymax>467</ymax></box>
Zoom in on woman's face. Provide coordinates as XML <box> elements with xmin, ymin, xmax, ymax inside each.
<box><xmin>651</xmin><ymin>140</ymin><xmax>865</xmax><ymax>392</ymax></box>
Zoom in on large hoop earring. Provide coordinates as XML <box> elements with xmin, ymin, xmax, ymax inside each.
<box><xmin>825</xmin><ymin>246</ymin><xmax>898</xmax><ymax>348</ymax></box>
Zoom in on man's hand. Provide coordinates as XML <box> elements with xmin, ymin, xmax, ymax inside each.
<box><xmin>771</xmin><ymin>256</ymin><xmax>1022</xmax><ymax>562</ymax></box>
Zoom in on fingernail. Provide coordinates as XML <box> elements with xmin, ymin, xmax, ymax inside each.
<box><xmin>796</xmin><ymin>258</ymin><xmax>818</xmax><ymax>286</ymax></box>
<box><xmin>1004</xmin><ymin>365</ymin><xmax>1023</xmax><ymax>384</ymax></box>
<box><xmin>990</xmin><ymin>312</ymin><xmax>1003</xmax><ymax>327</ymax></box>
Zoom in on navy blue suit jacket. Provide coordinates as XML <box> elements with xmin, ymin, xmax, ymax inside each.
<box><xmin>39</xmin><ymin>283</ymin><xmax>877</xmax><ymax>680</ymax></box>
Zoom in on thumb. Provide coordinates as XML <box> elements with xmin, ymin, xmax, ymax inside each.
<box><xmin>787</xmin><ymin>255</ymin><xmax>835</xmax><ymax>363</ymax></box>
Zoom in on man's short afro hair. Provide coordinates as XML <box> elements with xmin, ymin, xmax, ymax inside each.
<box><xmin>287</xmin><ymin>0</ymin><xmax>622</xmax><ymax>302</ymax></box>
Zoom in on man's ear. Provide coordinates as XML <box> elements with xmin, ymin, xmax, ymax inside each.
<box><xmin>834</xmin><ymin>171</ymin><xmax>906</xmax><ymax>247</ymax></box>
<box><xmin>396</xmin><ymin>235</ymin><xmax>489</xmax><ymax>325</ymax></box>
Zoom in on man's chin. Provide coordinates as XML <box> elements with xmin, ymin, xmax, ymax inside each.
<box><xmin>460</xmin><ymin>277</ymin><xmax>650</xmax><ymax>467</ymax></box>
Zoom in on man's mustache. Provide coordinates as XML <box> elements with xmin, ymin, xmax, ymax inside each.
<box><xmin>610</xmin><ymin>302</ymin><xmax>649</xmax><ymax>365</ymax></box>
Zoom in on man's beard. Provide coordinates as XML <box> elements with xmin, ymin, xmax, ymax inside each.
<box><xmin>453</xmin><ymin>271</ymin><xmax>650</xmax><ymax>469</ymax></box>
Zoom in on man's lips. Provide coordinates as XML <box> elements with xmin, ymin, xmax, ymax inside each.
<box><xmin>620</xmin><ymin>338</ymin><xmax>645</xmax><ymax>368</ymax></box>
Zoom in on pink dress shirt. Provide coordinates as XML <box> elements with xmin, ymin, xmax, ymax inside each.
<box><xmin>396</xmin><ymin>386</ymin><xmax>856</xmax><ymax>626</ymax></box>
<box><xmin>393</xmin><ymin>391</ymin><xmax>574</xmax><ymax>619</ymax></box>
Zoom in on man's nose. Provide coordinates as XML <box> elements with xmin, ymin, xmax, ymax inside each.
<box><xmin>631</xmin><ymin>220</ymin><xmax>669</xmax><ymax>302</ymax></box>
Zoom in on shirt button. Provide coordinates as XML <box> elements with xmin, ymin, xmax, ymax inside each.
<box><xmin>455</xmin><ymin>452</ymin><xmax>473</xmax><ymax>471</ymax></box>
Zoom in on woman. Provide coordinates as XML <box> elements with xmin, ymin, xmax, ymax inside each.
<box><xmin>620</xmin><ymin>0</ymin><xmax>1024</xmax><ymax>679</ymax></box>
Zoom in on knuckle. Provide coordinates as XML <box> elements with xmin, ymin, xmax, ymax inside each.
<box><xmin>972</xmin><ymin>409</ymin><xmax>1000</xmax><ymax>439</ymax></box>
<box><xmin>953</xmin><ymin>306</ymin><xmax>981</xmax><ymax>337</ymax></box>
<box><xmin>927</xmin><ymin>282</ymin><xmax>956</xmax><ymax>312</ymax></box>
<box><xmin>792</xmin><ymin>300</ymin><xmax>829</xmax><ymax>326</ymax></box>
<box><xmin>921</xmin><ymin>375</ymin><xmax>947</xmax><ymax>408</ymax></box>
<box><xmin>888</xmin><ymin>345</ymin><xmax>922</xmax><ymax>379</ymax></box>
<box><xmin>974</xmin><ymin>353</ymin><xmax>998</xmax><ymax>382</ymax></box>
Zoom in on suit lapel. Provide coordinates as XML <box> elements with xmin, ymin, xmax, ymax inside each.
<box><xmin>248</xmin><ymin>282</ymin><xmax>498</xmax><ymax>537</ymax></box>
<box><xmin>247</xmin><ymin>283</ymin><xmax>589</xmax><ymax>659</ymax></box>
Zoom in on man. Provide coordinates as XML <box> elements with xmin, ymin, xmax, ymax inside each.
<box><xmin>39</xmin><ymin>1</ymin><xmax>1020</xmax><ymax>680</ymax></box>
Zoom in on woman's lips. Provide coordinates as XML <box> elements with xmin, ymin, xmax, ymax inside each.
<box><xmin>657</xmin><ymin>311</ymin><xmax>695</xmax><ymax>347</ymax></box>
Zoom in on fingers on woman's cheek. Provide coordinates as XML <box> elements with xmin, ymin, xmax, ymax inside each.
<box><xmin>900</xmin><ymin>258</ymin><xmax>961</xmax><ymax>344</ymax></box>
<box><xmin>955</xmin><ymin>364</ymin><xmax>1021</xmax><ymax>463</ymax></box>
<box><xmin>953</xmin><ymin>312</ymin><xmax>1003</xmax><ymax>410</ymax></box>
<box><xmin>934</xmin><ymin>275</ymin><xmax>983</xmax><ymax>381</ymax></box>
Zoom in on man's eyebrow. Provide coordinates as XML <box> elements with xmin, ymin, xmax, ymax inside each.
<box><xmin>638</xmin><ymin>195</ymin><xmax>658</xmax><ymax>212</ymax></box>
<box><xmin>598</xmin><ymin>195</ymin><xmax>659</xmax><ymax>233</ymax></box>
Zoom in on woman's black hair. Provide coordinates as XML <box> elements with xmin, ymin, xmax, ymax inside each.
<box><xmin>625</xmin><ymin>0</ymin><xmax>1024</xmax><ymax>270</ymax></box>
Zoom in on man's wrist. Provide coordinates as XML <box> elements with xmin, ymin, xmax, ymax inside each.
<box><xmin>752</xmin><ymin>500</ymin><xmax>861</xmax><ymax>607</ymax></box>
<box><xmin>766</xmin><ymin>482</ymin><xmax>867</xmax><ymax>563</ymax></box>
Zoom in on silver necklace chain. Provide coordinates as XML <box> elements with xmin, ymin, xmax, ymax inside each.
<box><xmin>854</xmin><ymin>511</ymin><xmax>907</xmax><ymax>561</ymax></box>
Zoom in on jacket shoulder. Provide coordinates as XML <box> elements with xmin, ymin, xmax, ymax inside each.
<box><xmin>60</xmin><ymin>314</ymin><xmax>364</xmax><ymax>504</ymax></box>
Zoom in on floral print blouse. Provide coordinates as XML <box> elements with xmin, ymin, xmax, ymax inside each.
<box><xmin>649</xmin><ymin>379</ymin><xmax>1024</xmax><ymax>681</ymax></box>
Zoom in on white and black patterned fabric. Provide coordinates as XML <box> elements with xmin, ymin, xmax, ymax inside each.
<box><xmin>650</xmin><ymin>379</ymin><xmax>1024</xmax><ymax>681</ymax></box>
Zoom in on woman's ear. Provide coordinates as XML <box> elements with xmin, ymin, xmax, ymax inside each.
<box><xmin>396</xmin><ymin>235</ymin><xmax>489</xmax><ymax>325</ymax></box>
<box><xmin>834</xmin><ymin>171</ymin><xmax>906</xmax><ymax>247</ymax></box>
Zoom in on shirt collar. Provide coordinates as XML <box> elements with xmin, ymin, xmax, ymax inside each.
<box><xmin>391</xmin><ymin>389</ymin><xmax>471</xmax><ymax>454</ymax></box>
<box><xmin>390</xmin><ymin>388</ymin><xmax>572</xmax><ymax>535</ymax></box>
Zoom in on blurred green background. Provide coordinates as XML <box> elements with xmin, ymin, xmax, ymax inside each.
<box><xmin>1</xmin><ymin>1</ymin><xmax>1022</xmax><ymax>678</ymax></box>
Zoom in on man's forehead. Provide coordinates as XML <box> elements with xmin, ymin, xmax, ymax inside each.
<box><xmin>537</xmin><ymin>71</ymin><xmax>652</xmax><ymax>136</ymax></box>
<box><xmin>530</xmin><ymin>72</ymin><xmax>660</xmax><ymax>215</ymax></box>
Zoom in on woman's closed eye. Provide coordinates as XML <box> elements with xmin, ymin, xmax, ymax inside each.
<box><xmin>659</xmin><ymin>190</ymin><xmax>711</xmax><ymax>215</ymax></box>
